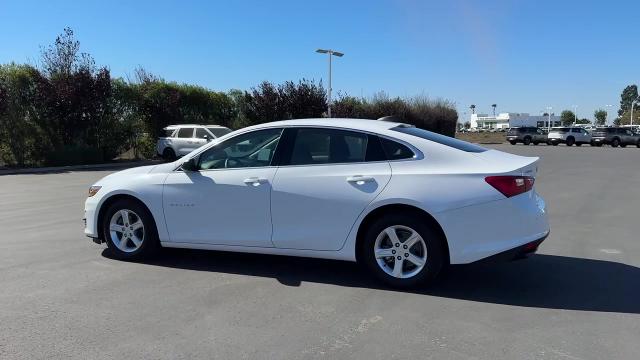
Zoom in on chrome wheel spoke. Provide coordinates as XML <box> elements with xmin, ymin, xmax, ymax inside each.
<box><xmin>117</xmin><ymin>236</ymin><xmax>130</xmax><ymax>251</ymax></box>
<box><xmin>406</xmin><ymin>253</ymin><xmax>425</xmax><ymax>267</ymax></box>
<box><xmin>119</xmin><ymin>210</ymin><xmax>130</xmax><ymax>225</ymax></box>
<box><xmin>392</xmin><ymin>258</ymin><xmax>404</xmax><ymax>277</ymax></box>
<box><xmin>131</xmin><ymin>220</ymin><xmax>143</xmax><ymax>231</ymax></box>
<box><xmin>403</xmin><ymin>232</ymin><xmax>420</xmax><ymax>248</ymax></box>
<box><xmin>129</xmin><ymin>234</ymin><xmax>142</xmax><ymax>247</ymax></box>
<box><xmin>375</xmin><ymin>248</ymin><xmax>394</xmax><ymax>259</ymax></box>
<box><xmin>110</xmin><ymin>223</ymin><xmax>124</xmax><ymax>232</ymax></box>
<box><xmin>385</xmin><ymin>227</ymin><xmax>400</xmax><ymax>244</ymax></box>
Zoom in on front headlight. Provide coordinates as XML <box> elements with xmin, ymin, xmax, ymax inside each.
<box><xmin>88</xmin><ymin>186</ymin><xmax>102</xmax><ymax>197</ymax></box>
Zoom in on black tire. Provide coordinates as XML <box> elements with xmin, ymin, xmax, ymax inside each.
<box><xmin>552</xmin><ymin>142</ymin><xmax>559</xmax><ymax>146</ymax></box>
<box><xmin>102</xmin><ymin>199</ymin><xmax>159</xmax><ymax>261</ymax></box>
<box><xmin>533</xmin><ymin>141</ymin><xmax>539</xmax><ymax>145</ymax></box>
<box><xmin>509</xmin><ymin>140</ymin><xmax>517</xmax><ymax>145</ymax></box>
<box><xmin>523</xmin><ymin>136</ymin><xmax>532</xmax><ymax>145</ymax></box>
<box><xmin>637</xmin><ymin>140</ymin><xmax>640</xmax><ymax>148</ymax></box>
<box><xmin>590</xmin><ymin>141</ymin><xmax>595</xmax><ymax>147</ymax></box>
<box><xmin>162</xmin><ymin>148</ymin><xmax>177</xmax><ymax>161</ymax></box>
<box><xmin>611</xmin><ymin>138</ymin><xmax>620</xmax><ymax>147</ymax></box>
<box><xmin>575</xmin><ymin>143</ymin><xmax>582</xmax><ymax>147</ymax></box>
<box><xmin>361</xmin><ymin>212</ymin><xmax>445</xmax><ymax>288</ymax></box>
<box><xmin>566</xmin><ymin>137</ymin><xmax>575</xmax><ymax>146</ymax></box>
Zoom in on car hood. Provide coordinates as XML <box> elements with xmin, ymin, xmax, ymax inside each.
<box><xmin>95</xmin><ymin>165</ymin><xmax>157</xmax><ymax>186</ymax></box>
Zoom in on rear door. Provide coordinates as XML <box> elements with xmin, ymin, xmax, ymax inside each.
<box><xmin>174</xmin><ymin>127</ymin><xmax>196</xmax><ymax>156</ymax></box>
<box><xmin>270</xmin><ymin>127</ymin><xmax>392</xmax><ymax>250</ymax></box>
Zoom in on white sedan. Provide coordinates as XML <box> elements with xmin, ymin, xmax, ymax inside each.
<box><xmin>84</xmin><ymin>118</ymin><xmax>549</xmax><ymax>287</ymax></box>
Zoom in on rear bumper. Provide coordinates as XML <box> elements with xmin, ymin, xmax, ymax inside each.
<box><xmin>471</xmin><ymin>232</ymin><xmax>548</xmax><ymax>264</ymax></box>
<box><xmin>434</xmin><ymin>189</ymin><xmax>549</xmax><ymax>264</ymax></box>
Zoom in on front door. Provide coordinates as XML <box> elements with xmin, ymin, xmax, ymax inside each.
<box><xmin>163</xmin><ymin>128</ymin><xmax>283</xmax><ymax>247</ymax></box>
<box><xmin>270</xmin><ymin>128</ymin><xmax>392</xmax><ymax>251</ymax></box>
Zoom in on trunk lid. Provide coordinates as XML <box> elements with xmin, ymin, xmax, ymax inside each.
<box><xmin>472</xmin><ymin>149</ymin><xmax>539</xmax><ymax>178</ymax></box>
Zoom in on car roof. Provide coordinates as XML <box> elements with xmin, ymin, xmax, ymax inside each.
<box><xmin>246</xmin><ymin>118</ymin><xmax>404</xmax><ymax>132</ymax></box>
<box><xmin>164</xmin><ymin>124</ymin><xmax>229</xmax><ymax>129</ymax></box>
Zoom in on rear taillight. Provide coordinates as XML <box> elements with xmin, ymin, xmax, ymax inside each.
<box><xmin>485</xmin><ymin>176</ymin><xmax>534</xmax><ymax>198</ymax></box>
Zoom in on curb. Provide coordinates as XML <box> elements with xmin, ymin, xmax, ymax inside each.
<box><xmin>0</xmin><ymin>160</ymin><xmax>162</xmax><ymax>176</ymax></box>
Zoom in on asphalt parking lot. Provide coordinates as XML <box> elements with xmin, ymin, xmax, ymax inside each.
<box><xmin>1</xmin><ymin>144</ymin><xmax>639</xmax><ymax>360</ymax></box>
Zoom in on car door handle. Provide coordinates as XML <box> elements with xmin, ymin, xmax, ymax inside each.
<box><xmin>346</xmin><ymin>175</ymin><xmax>375</xmax><ymax>185</ymax></box>
<box><xmin>243</xmin><ymin>177</ymin><xmax>267</xmax><ymax>186</ymax></box>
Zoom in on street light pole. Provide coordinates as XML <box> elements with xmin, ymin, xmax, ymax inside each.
<box><xmin>546</xmin><ymin>106</ymin><xmax>553</xmax><ymax>131</ymax></box>
<box><xmin>316</xmin><ymin>49</ymin><xmax>344</xmax><ymax>118</ymax></box>
<box><xmin>632</xmin><ymin>101</ymin><xmax>637</xmax><ymax>127</ymax></box>
<box><xmin>605</xmin><ymin>104</ymin><xmax>613</xmax><ymax>126</ymax></box>
<box><xmin>573</xmin><ymin>105</ymin><xmax>578</xmax><ymax>125</ymax></box>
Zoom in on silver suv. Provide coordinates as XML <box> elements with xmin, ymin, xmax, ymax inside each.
<box><xmin>547</xmin><ymin>127</ymin><xmax>592</xmax><ymax>146</ymax></box>
<box><xmin>157</xmin><ymin>124</ymin><xmax>232</xmax><ymax>160</ymax></box>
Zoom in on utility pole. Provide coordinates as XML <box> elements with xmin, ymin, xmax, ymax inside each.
<box><xmin>316</xmin><ymin>49</ymin><xmax>344</xmax><ymax>118</ymax></box>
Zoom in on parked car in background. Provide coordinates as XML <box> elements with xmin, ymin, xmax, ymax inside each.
<box><xmin>547</xmin><ymin>127</ymin><xmax>592</xmax><ymax>146</ymax></box>
<box><xmin>591</xmin><ymin>127</ymin><xmax>640</xmax><ymax>147</ymax></box>
<box><xmin>156</xmin><ymin>124</ymin><xmax>232</xmax><ymax>160</ymax></box>
<box><xmin>506</xmin><ymin>127</ymin><xmax>547</xmax><ymax>145</ymax></box>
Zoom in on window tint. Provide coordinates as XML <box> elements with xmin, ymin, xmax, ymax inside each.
<box><xmin>571</xmin><ymin>128</ymin><xmax>581</xmax><ymax>133</ymax></box>
<box><xmin>195</xmin><ymin>128</ymin><xmax>210</xmax><ymax>139</ymax></box>
<box><xmin>177</xmin><ymin>128</ymin><xmax>194</xmax><ymax>138</ymax></box>
<box><xmin>392</xmin><ymin>125</ymin><xmax>487</xmax><ymax>153</ymax></box>
<box><xmin>380</xmin><ymin>137</ymin><xmax>414</xmax><ymax>160</ymax></box>
<box><xmin>288</xmin><ymin>128</ymin><xmax>368</xmax><ymax>165</ymax></box>
<box><xmin>163</xmin><ymin>129</ymin><xmax>176</xmax><ymax>137</ymax></box>
<box><xmin>198</xmin><ymin>128</ymin><xmax>282</xmax><ymax>170</ymax></box>
<box><xmin>207</xmin><ymin>127</ymin><xmax>232</xmax><ymax>137</ymax></box>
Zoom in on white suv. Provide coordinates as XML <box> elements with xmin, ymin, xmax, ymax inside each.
<box><xmin>547</xmin><ymin>127</ymin><xmax>592</xmax><ymax>146</ymax></box>
<box><xmin>156</xmin><ymin>124</ymin><xmax>232</xmax><ymax>160</ymax></box>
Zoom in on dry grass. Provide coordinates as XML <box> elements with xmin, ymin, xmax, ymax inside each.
<box><xmin>455</xmin><ymin>132</ymin><xmax>506</xmax><ymax>144</ymax></box>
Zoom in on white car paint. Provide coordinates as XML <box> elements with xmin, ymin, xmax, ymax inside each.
<box><xmin>85</xmin><ymin>118</ymin><xmax>549</xmax><ymax>264</ymax></box>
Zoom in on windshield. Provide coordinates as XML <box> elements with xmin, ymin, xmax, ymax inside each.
<box><xmin>207</xmin><ymin>127</ymin><xmax>232</xmax><ymax>137</ymax></box>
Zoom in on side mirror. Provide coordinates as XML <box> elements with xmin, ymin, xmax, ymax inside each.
<box><xmin>203</xmin><ymin>134</ymin><xmax>211</xmax><ymax>142</ymax></box>
<box><xmin>181</xmin><ymin>158</ymin><xmax>199</xmax><ymax>172</ymax></box>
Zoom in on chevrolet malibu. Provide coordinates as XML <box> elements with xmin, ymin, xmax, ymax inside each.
<box><xmin>84</xmin><ymin>118</ymin><xmax>549</xmax><ymax>288</ymax></box>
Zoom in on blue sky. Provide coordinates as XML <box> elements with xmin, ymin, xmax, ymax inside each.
<box><xmin>1</xmin><ymin>0</ymin><xmax>637</xmax><ymax>120</ymax></box>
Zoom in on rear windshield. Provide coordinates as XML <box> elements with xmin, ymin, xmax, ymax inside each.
<box><xmin>552</xmin><ymin>128</ymin><xmax>570</xmax><ymax>133</ymax></box>
<box><xmin>594</xmin><ymin>127</ymin><xmax>612</xmax><ymax>133</ymax></box>
<box><xmin>392</xmin><ymin>126</ymin><xmax>487</xmax><ymax>153</ymax></box>
<box><xmin>207</xmin><ymin>127</ymin><xmax>232</xmax><ymax>137</ymax></box>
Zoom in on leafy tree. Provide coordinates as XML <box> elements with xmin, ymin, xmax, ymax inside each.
<box><xmin>594</xmin><ymin>109</ymin><xmax>607</xmax><ymax>125</ymax></box>
<box><xmin>560</xmin><ymin>110</ymin><xmax>576</xmax><ymax>126</ymax></box>
<box><xmin>618</xmin><ymin>85</ymin><xmax>638</xmax><ymax>117</ymax></box>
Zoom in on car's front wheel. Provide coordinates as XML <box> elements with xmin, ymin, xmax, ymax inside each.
<box><xmin>509</xmin><ymin>140</ymin><xmax>517</xmax><ymax>145</ymax></box>
<box><xmin>102</xmin><ymin>199</ymin><xmax>159</xmax><ymax>260</ymax></box>
<box><xmin>361</xmin><ymin>213</ymin><xmax>445</xmax><ymax>288</ymax></box>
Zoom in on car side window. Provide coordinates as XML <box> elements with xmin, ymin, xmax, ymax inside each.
<box><xmin>195</xmin><ymin>128</ymin><xmax>210</xmax><ymax>139</ymax></box>
<box><xmin>286</xmin><ymin>128</ymin><xmax>369</xmax><ymax>165</ymax></box>
<box><xmin>197</xmin><ymin>128</ymin><xmax>283</xmax><ymax>170</ymax></box>
<box><xmin>571</xmin><ymin>128</ymin><xmax>580</xmax><ymax>133</ymax></box>
<box><xmin>177</xmin><ymin>128</ymin><xmax>194</xmax><ymax>138</ymax></box>
<box><xmin>380</xmin><ymin>137</ymin><xmax>414</xmax><ymax>160</ymax></box>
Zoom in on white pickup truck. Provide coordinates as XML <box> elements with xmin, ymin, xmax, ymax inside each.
<box><xmin>156</xmin><ymin>124</ymin><xmax>232</xmax><ymax>160</ymax></box>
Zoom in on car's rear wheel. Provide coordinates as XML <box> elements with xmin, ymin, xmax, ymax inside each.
<box><xmin>566</xmin><ymin>137</ymin><xmax>575</xmax><ymax>146</ymax></box>
<box><xmin>162</xmin><ymin>148</ymin><xmax>176</xmax><ymax>161</ymax></box>
<box><xmin>637</xmin><ymin>140</ymin><xmax>640</xmax><ymax>148</ymax></box>
<box><xmin>102</xmin><ymin>199</ymin><xmax>159</xmax><ymax>260</ymax></box>
<box><xmin>551</xmin><ymin>142</ymin><xmax>559</xmax><ymax>146</ymax></box>
<box><xmin>523</xmin><ymin>136</ymin><xmax>531</xmax><ymax>145</ymax></box>
<box><xmin>509</xmin><ymin>140</ymin><xmax>517</xmax><ymax>145</ymax></box>
<box><xmin>361</xmin><ymin>213</ymin><xmax>445</xmax><ymax>288</ymax></box>
<box><xmin>611</xmin><ymin>138</ymin><xmax>620</xmax><ymax>147</ymax></box>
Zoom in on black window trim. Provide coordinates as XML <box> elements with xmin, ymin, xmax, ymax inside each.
<box><xmin>273</xmin><ymin>126</ymin><xmax>421</xmax><ymax>168</ymax></box>
<box><xmin>176</xmin><ymin>125</ymin><xmax>422</xmax><ymax>172</ymax></box>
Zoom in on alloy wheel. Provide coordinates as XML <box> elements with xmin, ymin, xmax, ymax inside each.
<box><xmin>374</xmin><ymin>225</ymin><xmax>427</xmax><ymax>279</ymax></box>
<box><xmin>109</xmin><ymin>209</ymin><xmax>145</xmax><ymax>253</ymax></box>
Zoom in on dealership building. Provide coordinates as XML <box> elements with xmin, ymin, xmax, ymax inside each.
<box><xmin>470</xmin><ymin>112</ymin><xmax>561</xmax><ymax>129</ymax></box>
